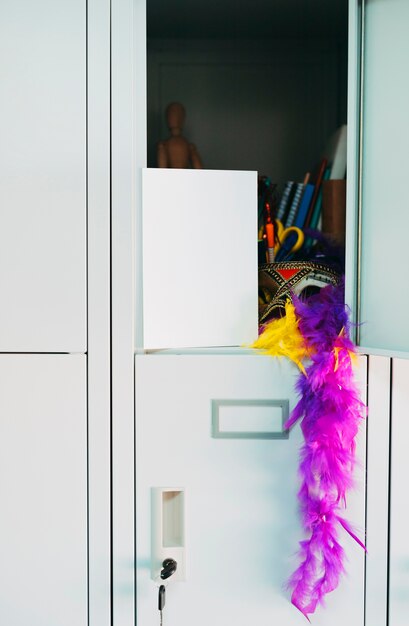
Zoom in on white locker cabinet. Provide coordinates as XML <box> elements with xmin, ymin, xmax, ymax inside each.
<box><xmin>0</xmin><ymin>355</ymin><xmax>87</xmax><ymax>626</ymax></box>
<box><xmin>135</xmin><ymin>354</ymin><xmax>367</xmax><ymax>626</ymax></box>
<box><xmin>0</xmin><ymin>0</ymin><xmax>86</xmax><ymax>352</ymax></box>
<box><xmin>109</xmin><ymin>1</ymin><xmax>409</xmax><ymax>625</ymax></box>
<box><xmin>366</xmin><ymin>356</ymin><xmax>409</xmax><ymax>626</ymax></box>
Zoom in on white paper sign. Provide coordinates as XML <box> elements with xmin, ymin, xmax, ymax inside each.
<box><xmin>142</xmin><ymin>168</ymin><xmax>258</xmax><ymax>349</ymax></box>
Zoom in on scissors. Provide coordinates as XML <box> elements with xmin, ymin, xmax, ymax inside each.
<box><xmin>275</xmin><ymin>219</ymin><xmax>304</xmax><ymax>261</ymax></box>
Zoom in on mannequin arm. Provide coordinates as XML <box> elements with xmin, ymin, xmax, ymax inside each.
<box><xmin>157</xmin><ymin>141</ymin><xmax>168</xmax><ymax>168</ymax></box>
<box><xmin>189</xmin><ymin>143</ymin><xmax>203</xmax><ymax>169</ymax></box>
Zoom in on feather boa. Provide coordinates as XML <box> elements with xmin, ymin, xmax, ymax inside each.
<box><xmin>252</xmin><ymin>282</ymin><xmax>366</xmax><ymax>620</ymax></box>
<box><xmin>252</xmin><ymin>300</ymin><xmax>309</xmax><ymax>374</ymax></box>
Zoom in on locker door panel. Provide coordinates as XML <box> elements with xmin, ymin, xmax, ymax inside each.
<box><xmin>0</xmin><ymin>355</ymin><xmax>87</xmax><ymax>626</ymax></box>
<box><xmin>359</xmin><ymin>0</ymin><xmax>409</xmax><ymax>353</ymax></box>
<box><xmin>135</xmin><ymin>354</ymin><xmax>366</xmax><ymax>626</ymax></box>
<box><xmin>0</xmin><ymin>0</ymin><xmax>86</xmax><ymax>351</ymax></box>
<box><xmin>365</xmin><ymin>356</ymin><xmax>391</xmax><ymax>626</ymax></box>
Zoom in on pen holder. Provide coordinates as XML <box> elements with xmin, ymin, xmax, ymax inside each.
<box><xmin>258</xmin><ymin>261</ymin><xmax>341</xmax><ymax>325</ymax></box>
<box><xmin>322</xmin><ymin>179</ymin><xmax>346</xmax><ymax>245</ymax></box>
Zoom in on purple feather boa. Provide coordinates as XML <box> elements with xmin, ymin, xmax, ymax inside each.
<box><xmin>285</xmin><ymin>282</ymin><xmax>366</xmax><ymax>620</ymax></box>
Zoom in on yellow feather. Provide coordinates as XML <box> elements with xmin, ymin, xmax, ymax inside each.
<box><xmin>333</xmin><ymin>329</ymin><xmax>358</xmax><ymax>371</ymax></box>
<box><xmin>251</xmin><ymin>301</ymin><xmax>309</xmax><ymax>374</ymax></box>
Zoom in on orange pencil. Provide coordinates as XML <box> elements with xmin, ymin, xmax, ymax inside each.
<box><xmin>266</xmin><ymin>221</ymin><xmax>275</xmax><ymax>263</ymax></box>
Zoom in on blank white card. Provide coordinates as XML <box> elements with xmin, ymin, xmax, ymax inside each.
<box><xmin>142</xmin><ymin>168</ymin><xmax>258</xmax><ymax>349</ymax></box>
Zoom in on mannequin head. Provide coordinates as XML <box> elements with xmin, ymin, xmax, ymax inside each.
<box><xmin>157</xmin><ymin>101</ymin><xmax>202</xmax><ymax>168</ymax></box>
<box><xmin>165</xmin><ymin>102</ymin><xmax>186</xmax><ymax>136</ymax></box>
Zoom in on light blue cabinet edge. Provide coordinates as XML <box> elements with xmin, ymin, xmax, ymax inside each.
<box><xmin>345</xmin><ymin>0</ymin><xmax>362</xmax><ymax>337</ymax></box>
<box><xmin>357</xmin><ymin>346</ymin><xmax>409</xmax><ymax>360</ymax></box>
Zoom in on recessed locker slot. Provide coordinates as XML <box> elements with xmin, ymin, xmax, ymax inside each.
<box><xmin>151</xmin><ymin>487</ymin><xmax>186</xmax><ymax>582</ymax></box>
<box><xmin>162</xmin><ymin>490</ymin><xmax>185</xmax><ymax>548</ymax></box>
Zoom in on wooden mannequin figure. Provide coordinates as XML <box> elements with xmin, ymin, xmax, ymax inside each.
<box><xmin>157</xmin><ymin>102</ymin><xmax>203</xmax><ymax>168</ymax></box>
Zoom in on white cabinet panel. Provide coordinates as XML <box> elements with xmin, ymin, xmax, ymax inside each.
<box><xmin>0</xmin><ymin>355</ymin><xmax>87</xmax><ymax>626</ymax></box>
<box><xmin>359</xmin><ymin>0</ymin><xmax>409</xmax><ymax>353</ymax></box>
<box><xmin>365</xmin><ymin>356</ymin><xmax>390</xmax><ymax>626</ymax></box>
<box><xmin>135</xmin><ymin>354</ymin><xmax>366</xmax><ymax>626</ymax></box>
<box><xmin>0</xmin><ymin>0</ymin><xmax>86</xmax><ymax>351</ymax></box>
<box><xmin>390</xmin><ymin>358</ymin><xmax>409</xmax><ymax>626</ymax></box>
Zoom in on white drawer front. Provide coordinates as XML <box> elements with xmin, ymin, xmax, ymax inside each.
<box><xmin>135</xmin><ymin>354</ymin><xmax>367</xmax><ymax>626</ymax></box>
